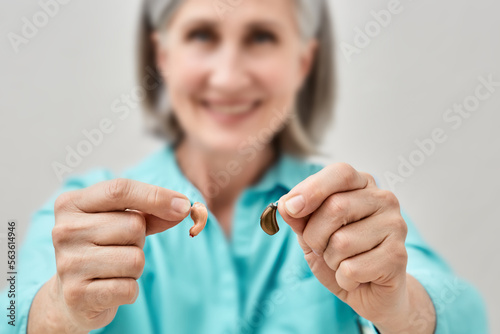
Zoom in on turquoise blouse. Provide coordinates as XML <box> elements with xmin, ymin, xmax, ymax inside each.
<box><xmin>1</xmin><ymin>145</ymin><xmax>488</xmax><ymax>333</ymax></box>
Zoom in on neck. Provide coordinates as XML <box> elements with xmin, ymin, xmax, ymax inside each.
<box><xmin>175</xmin><ymin>138</ymin><xmax>277</xmax><ymax>210</ymax></box>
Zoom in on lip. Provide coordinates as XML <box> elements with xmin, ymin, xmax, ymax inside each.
<box><xmin>201</xmin><ymin>99</ymin><xmax>261</xmax><ymax>125</ymax></box>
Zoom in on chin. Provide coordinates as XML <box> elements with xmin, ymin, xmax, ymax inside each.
<box><xmin>197</xmin><ymin>131</ymin><xmax>255</xmax><ymax>156</ymax></box>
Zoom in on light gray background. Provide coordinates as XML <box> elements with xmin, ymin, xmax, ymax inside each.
<box><xmin>1</xmin><ymin>0</ymin><xmax>498</xmax><ymax>332</ymax></box>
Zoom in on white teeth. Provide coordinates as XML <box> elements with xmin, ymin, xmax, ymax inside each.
<box><xmin>209</xmin><ymin>104</ymin><xmax>254</xmax><ymax>115</ymax></box>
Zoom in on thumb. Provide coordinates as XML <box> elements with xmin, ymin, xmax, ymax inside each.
<box><xmin>277</xmin><ymin>195</ymin><xmax>309</xmax><ymax>235</ymax></box>
<box><xmin>138</xmin><ymin>211</ymin><xmax>191</xmax><ymax>236</ymax></box>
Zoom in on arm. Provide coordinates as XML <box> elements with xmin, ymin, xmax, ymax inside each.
<box><xmin>1</xmin><ymin>203</ymin><xmax>64</xmax><ymax>334</ymax></box>
<box><xmin>277</xmin><ymin>163</ymin><xmax>488</xmax><ymax>334</ymax></box>
<box><xmin>0</xmin><ymin>170</ymin><xmax>110</xmax><ymax>334</ymax></box>
<box><xmin>0</xmin><ymin>174</ymin><xmax>90</xmax><ymax>333</ymax></box>
<box><xmin>391</xmin><ymin>210</ymin><xmax>488</xmax><ymax>334</ymax></box>
<box><xmin>359</xmin><ymin>210</ymin><xmax>488</xmax><ymax>334</ymax></box>
<box><xmin>28</xmin><ymin>275</ymin><xmax>87</xmax><ymax>334</ymax></box>
<box><xmin>27</xmin><ymin>177</ymin><xmax>191</xmax><ymax>333</ymax></box>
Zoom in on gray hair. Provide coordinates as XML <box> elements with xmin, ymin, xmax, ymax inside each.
<box><xmin>137</xmin><ymin>0</ymin><xmax>335</xmax><ymax>156</ymax></box>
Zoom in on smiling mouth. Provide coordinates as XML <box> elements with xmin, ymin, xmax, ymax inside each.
<box><xmin>201</xmin><ymin>100</ymin><xmax>262</xmax><ymax>123</ymax></box>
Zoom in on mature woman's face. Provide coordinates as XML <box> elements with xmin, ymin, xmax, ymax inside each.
<box><xmin>154</xmin><ymin>0</ymin><xmax>316</xmax><ymax>154</ymax></box>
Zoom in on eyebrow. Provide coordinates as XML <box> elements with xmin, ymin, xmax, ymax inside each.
<box><xmin>180</xmin><ymin>18</ymin><xmax>217</xmax><ymax>31</ymax></box>
<box><xmin>180</xmin><ymin>18</ymin><xmax>285</xmax><ymax>32</ymax></box>
<box><xmin>246</xmin><ymin>20</ymin><xmax>284</xmax><ymax>31</ymax></box>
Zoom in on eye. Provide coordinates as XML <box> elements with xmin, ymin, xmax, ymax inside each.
<box><xmin>248</xmin><ymin>30</ymin><xmax>277</xmax><ymax>45</ymax></box>
<box><xmin>187</xmin><ymin>28</ymin><xmax>216</xmax><ymax>43</ymax></box>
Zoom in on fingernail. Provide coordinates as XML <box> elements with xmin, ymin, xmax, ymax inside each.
<box><xmin>285</xmin><ymin>195</ymin><xmax>305</xmax><ymax>215</ymax></box>
<box><xmin>171</xmin><ymin>198</ymin><xmax>191</xmax><ymax>214</ymax></box>
<box><xmin>312</xmin><ymin>249</ymin><xmax>321</xmax><ymax>257</ymax></box>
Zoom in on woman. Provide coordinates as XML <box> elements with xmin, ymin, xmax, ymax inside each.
<box><xmin>5</xmin><ymin>0</ymin><xmax>487</xmax><ymax>333</ymax></box>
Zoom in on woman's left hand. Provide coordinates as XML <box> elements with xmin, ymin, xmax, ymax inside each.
<box><xmin>278</xmin><ymin>163</ymin><xmax>433</xmax><ymax>332</ymax></box>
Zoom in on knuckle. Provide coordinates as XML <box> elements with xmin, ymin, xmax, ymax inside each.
<box><xmin>302</xmin><ymin>228</ymin><xmax>321</xmax><ymax>253</ymax></box>
<box><xmin>54</xmin><ymin>191</ymin><xmax>74</xmax><ymax>213</ymax></box>
<box><xmin>130</xmin><ymin>248</ymin><xmax>145</xmax><ymax>278</ymax></box>
<box><xmin>301</xmin><ymin>228</ymin><xmax>313</xmax><ymax>247</ymax></box>
<box><xmin>105</xmin><ymin>179</ymin><xmax>130</xmax><ymax>201</ymax></box>
<box><xmin>100</xmin><ymin>279</ymin><xmax>137</xmax><ymax>306</ymax></box>
<box><xmin>384</xmin><ymin>243</ymin><xmax>408</xmax><ymax>268</ymax></box>
<box><xmin>51</xmin><ymin>225</ymin><xmax>66</xmax><ymax>246</ymax></box>
<box><xmin>325</xmin><ymin>195</ymin><xmax>348</xmax><ymax>217</ymax></box>
<box><xmin>395</xmin><ymin>246</ymin><xmax>408</xmax><ymax>266</ymax></box>
<box><xmin>127</xmin><ymin>212</ymin><xmax>146</xmax><ymax>237</ymax></box>
<box><xmin>51</xmin><ymin>224</ymin><xmax>73</xmax><ymax>246</ymax></box>
<box><xmin>57</xmin><ymin>251</ymin><xmax>83</xmax><ymax>276</ymax></box>
<box><xmin>331</xmin><ymin>230</ymin><xmax>350</xmax><ymax>254</ymax></box>
<box><xmin>63</xmin><ymin>284</ymin><xmax>85</xmax><ymax>309</ymax></box>
<box><xmin>333</xmin><ymin>163</ymin><xmax>357</xmax><ymax>186</ymax></box>
<box><xmin>377</xmin><ymin>190</ymin><xmax>399</xmax><ymax>208</ymax></box>
<box><xmin>124</xmin><ymin>280</ymin><xmax>139</xmax><ymax>304</ymax></box>
<box><xmin>95</xmin><ymin>282</ymin><xmax>117</xmax><ymax>307</ymax></box>
<box><xmin>55</xmin><ymin>252</ymin><xmax>71</xmax><ymax>275</ymax></box>
<box><xmin>147</xmin><ymin>186</ymin><xmax>161</xmax><ymax>208</ymax></box>
<box><xmin>52</xmin><ymin>221</ymin><xmax>85</xmax><ymax>246</ymax></box>
<box><xmin>361</xmin><ymin>172</ymin><xmax>376</xmax><ymax>186</ymax></box>
<box><xmin>306</xmin><ymin>179</ymin><xmax>327</xmax><ymax>204</ymax></box>
<box><xmin>394</xmin><ymin>215</ymin><xmax>408</xmax><ymax>237</ymax></box>
<box><xmin>338</xmin><ymin>260</ymin><xmax>356</xmax><ymax>279</ymax></box>
<box><xmin>81</xmin><ymin>310</ymin><xmax>107</xmax><ymax>325</ymax></box>
<box><xmin>324</xmin><ymin>244</ymin><xmax>341</xmax><ymax>271</ymax></box>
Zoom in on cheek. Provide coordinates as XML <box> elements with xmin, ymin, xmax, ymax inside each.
<box><xmin>249</xmin><ymin>53</ymin><xmax>302</xmax><ymax>97</ymax></box>
<box><xmin>164</xmin><ymin>50</ymin><xmax>209</xmax><ymax>129</ymax></box>
<box><xmin>249</xmin><ymin>56</ymin><xmax>300</xmax><ymax>131</ymax></box>
<box><xmin>166</xmin><ymin>51</ymin><xmax>207</xmax><ymax>98</ymax></box>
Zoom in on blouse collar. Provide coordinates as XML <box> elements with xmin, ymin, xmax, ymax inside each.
<box><xmin>137</xmin><ymin>144</ymin><xmax>320</xmax><ymax>202</ymax></box>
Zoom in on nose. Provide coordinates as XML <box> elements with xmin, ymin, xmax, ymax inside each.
<box><xmin>208</xmin><ymin>44</ymin><xmax>251</xmax><ymax>94</ymax></box>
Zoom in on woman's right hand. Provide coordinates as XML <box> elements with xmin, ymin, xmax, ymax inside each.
<box><xmin>41</xmin><ymin>179</ymin><xmax>192</xmax><ymax>333</ymax></box>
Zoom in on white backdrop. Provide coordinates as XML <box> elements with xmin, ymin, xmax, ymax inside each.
<box><xmin>1</xmin><ymin>0</ymin><xmax>498</xmax><ymax>332</ymax></box>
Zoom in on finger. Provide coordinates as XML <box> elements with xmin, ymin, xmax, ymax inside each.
<box><xmin>84</xmin><ymin>278</ymin><xmax>139</xmax><ymax>311</ymax></box>
<box><xmin>302</xmin><ymin>188</ymin><xmax>385</xmax><ymax>256</ymax></box>
<box><xmin>68</xmin><ymin>246</ymin><xmax>145</xmax><ymax>280</ymax></box>
<box><xmin>61</xmin><ymin>178</ymin><xmax>192</xmax><ymax>223</ymax></box>
<box><xmin>142</xmin><ymin>212</ymin><xmax>186</xmax><ymax>236</ymax></box>
<box><xmin>121</xmin><ymin>210</ymin><xmax>184</xmax><ymax>237</ymax></box>
<box><xmin>54</xmin><ymin>210</ymin><xmax>177</xmax><ymax>248</ymax></box>
<box><xmin>335</xmin><ymin>238</ymin><xmax>407</xmax><ymax>292</ymax></box>
<box><xmin>322</xmin><ymin>214</ymin><xmax>391</xmax><ymax>271</ymax></box>
<box><xmin>295</xmin><ymin>235</ymin><xmax>345</xmax><ymax>298</ymax></box>
<box><xmin>67</xmin><ymin>211</ymin><xmax>147</xmax><ymax>248</ymax></box>
<box><xmin>278</xmin><ymin>164</ymin><xmax>370</xmax><ymax>232</ymax></box>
